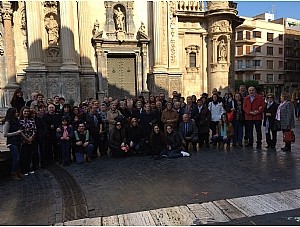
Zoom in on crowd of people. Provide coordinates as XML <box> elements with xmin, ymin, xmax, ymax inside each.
<box><xmin>3</xmin><ymin>85</ymin><xmax>296</xmax><ymax>180</ymax></box>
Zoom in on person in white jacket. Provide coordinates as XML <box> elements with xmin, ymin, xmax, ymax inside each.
<box><xmin>208</xmin><ymin>94</ymin><xmax>225</xmax><ymax>137</ymax></box>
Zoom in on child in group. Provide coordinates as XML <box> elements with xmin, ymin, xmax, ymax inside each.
<box><xmin>56</xmin><ymin>116</ymin><xmax>74</xmax><ymax>166</ymax></box>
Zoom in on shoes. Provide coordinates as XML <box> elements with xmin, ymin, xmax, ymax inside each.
<box><xmin>181</xmin><ymin>151</ymin><xmax>190</xmax><ymax>157</ymax></box>
<box><xmin>87</xmin><ymin>157</ymin><xmax>92</xmax><ymax>162</ymax></box>
<box><xmin>282</xmin><ymin>147</ymin><xmax>291</xmax><ymax>152</ymax></box>
<box><xmin>281</xmin><ymin>147</ymin><xmax>286</xmax><ymax>151</ymax></box>
<box><xmin>265</xmin><ymin>145</ymin><xmax>271</xmax><ymax>148</ymax></box>
<box><xmin>256</xmin><ymin>145</ymin><xmax>262</xmax><ymax>149</ymax></box>
<box><xmin>24</xmin><ymin>173</ymin><xmax>29</xmax><ymax>176</ymax></box>
<box><xmin>17</xmin><ymin>171</ymin><xmax>24</xmax><ymax>178</ymax></box>
<box><xmin>271</xmin><ymin>146</ymin><xmax>276</xmax><ymax>149</ymax></box>
<box><xmin>11</xmin><ymin>172</ymin><xmax>21</xmax><ymax>181</ymax></box>
<box><xmin>29</xmin><ymin>171</ymin><xmax>35</xmax><ymax>174</ymax></box>
<box><xmin>239</xmin><ymin>144</ymin><xmax>243</xmax><ymax>147</ymax></box>
<box><xmin>245</xmin><ymin>143</ymin><xmax>253</xmax><ymax>147</ymax></box>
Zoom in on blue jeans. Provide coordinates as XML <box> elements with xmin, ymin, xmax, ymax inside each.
<box><xmin>160</xmin><ymin>149</ymin><xmax>183</xmax><ymax>159</ymax></box>
<box><xmin>75</xmin><ymin>144</ymin><xmax>94</xmax><ymax>164</ymax></box>
<box><xmin>60</xmin><ymin>140</ymin><xmax>71</xmax><ymax>165</ymax></box>
<box><xmin>9</xmin><ymin>144</ymin><xmax>21</xmax><ymax>172</ymax></box>
<box><xmin>233</xmin><ymin>120</ymin><xmax>244</xmax><ymax>145</ymax></box>
<box><xmin>211</xmin><ymin>135</ymin><xmax>231</xmax><ymax>144</ymax></box>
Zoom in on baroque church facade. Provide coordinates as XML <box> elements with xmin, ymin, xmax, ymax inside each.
<box><xmin>0</xmin><ymin>1</ymin><xmax>243</xmax><ymax>106</ymax></box>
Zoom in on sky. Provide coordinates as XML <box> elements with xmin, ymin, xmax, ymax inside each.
<box><xmin>236</xmin><ymin>1</ymin><xmax>300</xmax><ymax>20</ymax></box>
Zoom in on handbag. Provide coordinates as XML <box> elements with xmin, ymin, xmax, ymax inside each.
<box><xmin>283</xmin><ymin>130</ymin><xmax>295</xmax><ymax>143</ymax></box>
<box><xmin>227</xmin><ymin>111</ymin><xmax>234</xmax><ymax>122</ymax></box>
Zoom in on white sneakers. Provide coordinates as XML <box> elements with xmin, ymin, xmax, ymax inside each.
<box><xmin>181</xmin><ymin>151</ymin><xmax>190</xmax><ymax>157</ymax></box>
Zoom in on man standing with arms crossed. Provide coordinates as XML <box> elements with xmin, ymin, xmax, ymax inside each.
<box><xmin>243</xmin><ymin>86</ymin><xmax>265</xmax><ymax>149</ymax></box>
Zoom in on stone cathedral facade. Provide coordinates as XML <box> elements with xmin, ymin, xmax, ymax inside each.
<box><xmin>0</xmin><ymin>1</ymin><xmax>243</xmax><ymax>106</ymax></box>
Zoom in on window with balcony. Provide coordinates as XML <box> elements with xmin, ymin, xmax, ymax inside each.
<box><xmin>253</xmin><ymin>74</ymin><xmax>261</xmax><ymax>80</ymax></box>
<box><xmin>267</xmin><ymin>74</ymin><xmax>274</xmax><ymax>83</ymax></box>
<box><xmin>189</xmin><ymin>52</ymin><xmax>196</xmax><ymax>67</ymax></box>
<box><xmin>279</xmin><ymin>61</ymin><xmax>283</xmax><ymax>68</ymax></box>
<box><xmin>237</xmin><ymin>46</ymin><xmax>243</xmax><ymax>55</ymax></box>
<box><xmin>253</xmin><ymin>45</ymin><xmax>261</xmax><ymax>52</ymax></box>
<box><xmin>279</xmin><ymin>34</ymin><xmax>283</xmax><ymax>41</ymax></box>
<box><xmin>246</xmin><ymin>45</ymin><xmax>251</xmax><ymax>54</ymax></box>
<box><xmin>246</xmin><ymin>31</ymin><xmax>251</xmax><ymax>40</ymax></box>
<box><xmin>267</xmin><ymin>46</ymin><xmax>274</xmax><ymax>55</ymax></box>
<box><xmin>279</xmin><ymin>47</ymin><xmax>283</xmax><ymax>54</ymax></box>
<box><xmin>237</xmin><ymin>60</ymin><xmax>243</xmax><ymax>69</ymax></box>
<box><xmin>253</xmin><ymin>60</ymin><xmax>261</xmax><ymax>67</ymax></box>
<box><xmin>267</xmin><ymin>33</ymin><xmax>274</xmax><ymax>42</ymax></box>
<box><xmin>253</xmin><ymin>31</ymin><xmax>261</xmax><ymax>38</ymax></box>
<box><xmin>237</xmin><ymin>31</ymin><xmax>243</xmax><ymax>40</ymax></box>
<box><xmin>267</xmin><ymin>60</ymin><xmax>273</xmax><ymax>69</ymax></box>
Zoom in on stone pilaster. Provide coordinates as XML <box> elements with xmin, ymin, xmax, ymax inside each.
<box><xmin>2</xmin><ymin>2</ymin><xmax>18</xmax><ymax>89</ymax></box>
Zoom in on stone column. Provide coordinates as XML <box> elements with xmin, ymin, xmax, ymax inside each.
<box><xmin>78</xmin><ymin>1</ymin><xmax>94</xmax><ymax>74</ymax></box>
<box><xmin>202</xmin><ymin>33</ymin><xmax>208</xmax><ymax>93</ymax></box>
<box><xmin>26</xmin><ymin>1</ymin><xmax>45</xmax><ymax>69</ymax></box>
<box><xmin>1</xmin><ymin>2</ymin><xmax>18</xmax><ymax>88</ymax></box>
<box><xmin>153</xmin><ymin>1</ymin><xmax>164</xmax><ymax>70</ymax></box>
<box><xmin>141</xmin><ymin>42</ymin><xmax>149</xmax><ymax>94</ymax></box>
<box><xmin>59</xmin><ymin>1</ymin><xmax>78</xmax><ymax>70</ymax></box>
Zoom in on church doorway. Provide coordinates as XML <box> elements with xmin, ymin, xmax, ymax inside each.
<box><xmin>107</xmin><ymin>54</ymin><xmax>137</xmax><ymax>99</ymax></box>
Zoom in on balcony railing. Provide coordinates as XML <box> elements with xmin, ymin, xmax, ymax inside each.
<box><xmin>235</xmin><ymin>65</ymin><xmax>261</xmax><ymax>71</ymax></box>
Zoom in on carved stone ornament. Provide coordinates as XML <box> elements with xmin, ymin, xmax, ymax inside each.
<box><xmin>20</xmin><ymin>9</ymin><xmax>27</xmax><ymax>36</ymax></box>
<box><xmin>48</xmin><ymin>46</ymin><xmax>60</xmax><ymax>57</ymax></box>
<box><xmin>206</xmin><ymin>1</ymin><xmax>228</xmax><ymax>11</ymax></box>
<box><xmin>116</xmin><ymin>30</ymin><xmax>126</xmax><ymax>42</ymax></box>
<box><xmin>45</xmin><ymin>14</ymin><xmax>59</xmax><ymax>45</ymax></box>
<box><xmin>218</xmin><ymin>39</ymin><xmax>227</xmax><ymax>62</ymax></box>
<box><xmin>92</xmin><ymin>20</ymin><xmax>100</xmax><ymax>35</ymax></box>
<box><xmin>136</xmin><ymin>22</ymin><xmax>148</xmax><ymax>39</ymax></box>
<box><xmin>0</xmin><ymin>34</ymin><xmax>4</xmax><ymax>55</ymax></box>
<box><xmin>114</xmin><ymin>6</ymin><xmax>125</xmax><ymax>31</ymax></box>
<box><xmin>210</xmin><ymin>20</ymin><xmax>232</xmax><ymax>33</ymax></box>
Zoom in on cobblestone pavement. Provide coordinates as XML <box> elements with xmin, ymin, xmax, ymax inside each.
<box><xmin>1</xmin><ymin>121</ymin><xmax>300</xmax><ymax>225</ymax></box>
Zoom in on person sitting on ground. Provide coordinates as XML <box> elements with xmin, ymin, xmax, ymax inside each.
<box><xmin>178</xmin><ymin>114</ymin><xmax>198</xmax><ymax>152</ymax></box>
<box><xmin>108</xmin><ymin>121</ymin><xmax>128</xmax><ymax>157</ymax></box>
<box><xmin>148</xmin><ymin>124</ymin><xmax>165</xmax><ymax>157</ymax></box>
<box><xmin>74</xmin><ymin>122</ymin><xmax>94</xmax><ymax>164</ymax></box>
<box><xmin>126</xmin><ymin>118</ymin><xmax>145</xmax><ymax>155</ymax></box>
<box><xmin>156</xmin><ymin>124</ymin><xmax>190</xmax><ymax>159</ymax></box>
<box><xmin>211</xmin><ymin>113</ymin><xmax>234</xmax><ymax>150</ymax></box>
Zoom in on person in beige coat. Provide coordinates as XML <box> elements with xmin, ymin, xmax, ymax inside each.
<box><xmin>106</xmin><ymin>103</ymin><xmax>122</xmax><ymax>132</ymax></box>
<box><xmin>161</xmin><ymin>102</ymin><xmax>178</xmax><ymax>132</ymax></box>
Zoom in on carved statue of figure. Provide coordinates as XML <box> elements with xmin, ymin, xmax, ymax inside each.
<box><xmin>218</xmin><ymin>39</ymin><xmax>227</xmax><ymax>62</ymax></box>
<box><xmin>93</xmin><ymin>20</ymin><xmax>100</xmax><ymax>35</ymax></box>
<box><xmin>45</xmin><ymin>15</ymin><xmax>59</xmax><ymax>45</ymax></box>
<box><xmin>137</xmin><ymin>21</ymin><xmax>148</xmax><ymax>39</ymax></box>
<box><xmin>114</xmin><ymin>7</ymin><xmax>125</xmax><ymax>31</ymax></box>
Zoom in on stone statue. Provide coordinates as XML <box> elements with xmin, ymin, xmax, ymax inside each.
<box><xmin>218</xmin><ymin>39</ymin><xmax>227</xmax><ymax>62</ymax></box>
<box><xmin>45</xmin><ymin>15</ymin><xmax>59</xmax><ymax>45</ymax></box>
<box><xmin>114</xmin><ymin>7</ymin><xmax>125</xmax><ymax>31</ymax></box>
<box><xmin>137</xmin><ymin>22</ymin><xmax>148</xmax><ymax>39</ymax></box>
<box><xmin>92</xmin><ymin>20</ymin><xmax>100</xmax><ymax>35</ymax></box>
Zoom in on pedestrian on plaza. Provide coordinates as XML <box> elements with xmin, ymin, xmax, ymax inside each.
<box><xmin>74</xmin><ymin>122</ymin><xmax>94</xmax><ymax>164</ymax></box>
<box><xmin>3</xmin><ymin>108</ymin><xmax>23</xmax><ymax>180</ymax></box>
<box><xmin>232</xmin><ymin>93</ymin><xmax>244</xmax><ymax>147</ymax></box>
<box><xmin>19</xmin><ymin>106</ymin><xmax>37</xmax><ymax>175</ymax></box>
<box><xmin>276</xmin><ymin>92</ymin><xmax>295</xmax><ymax>152</ymax></box>
<box><xmin>178</xmin><ymin>114</ymin><xmax>198</xmax><ymax>152</ymax></box>
<box><xmin>208</xmin><ymin>94</ymin><xmax>225</xmax><ymax>137</ymax></box>
<box><xmin>263</xmin><ymin>93</ymin><xmax>279</xmax><ymax>149</ymax></box>
<box><xmin>148</xmin><ymin>124</ymin><xmax>165</xmax><ymax>156</ymax></box>
<box><xmin>211</xmin><ymin>113</ymin><xmax>234</xmax><ymax>150</ymax></box>
<box><xmin>56</xmin><ymin>116</ymin><xmax>74</xmax><ymax>166</ymax></box>
<box><xmin>108</xmin><ymin>121</ymin><xmax>128</xmax><ymax>157</ymax></box>
<box><xmin>243</xmin><ymin>86</ymin><xmax>265</xmax><ymax>149</ymax></box>
<box><xmin>10</xmin><ymin>88</ymin><xmax>26</xmax><ymax>114</ymax></box>
<box><xmin>156</xmin><ymin>124</ymin><xmax>190</xmax><ymax>159</ymax></box>
<box><xmin>194</xmin><ymin>98</ymin><xmax>211</xmax><ymax>148</ymax></box>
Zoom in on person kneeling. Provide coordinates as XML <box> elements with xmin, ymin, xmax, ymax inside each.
<box><xmin>108</xmin><ymin>121</ymin><xmax>129</xmax><ymax>157</ymax></box>
<box><xmin>74</xmin><ymin>122</ymin><xmax>94</xmax><ymax>164</ymax></box>
<box><xmin>211</xmin><ymin>113</ymin><xmax>234</xmax><ymax>150</ymax></box>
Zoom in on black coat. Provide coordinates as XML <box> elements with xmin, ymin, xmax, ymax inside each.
<box><xmin>11</xmin><ymin>97</ymin><xmax>26</xmax><ymax>113</ymax></box>
<box><xmin>140</xmin><ymin>111</ymin><xmax>157</xmax><ymax>137</ymax></box>
<box><xmin>109</xmin><ymin>127</ymin><xmax>126</xmax><ymax>150</ymax></box>
<box><xmin>43</xmin><ymin>112</ymin><xmax>61</xmax><ymax>137</ymax></box>
<box><xmin>194</xmin><ymin>106</ymin><xmax>211</xmax><ymax>133</ymax></box>
<box><xmin>165</xmin><ymin>131</ymin><xmax>182</xmax><ymax>152</ymax></box>
<box><xmin>263</xmin><ymin>102</ymin><xmax>279</xmax><ymax>128</ymax></box>
<box><xmin>34</xmin><ymin>116</ymin><xmax>48</xmax><ymax>141</ymax></box>
<box><xmin>126</xmin><ymin>125</ymin><xmax>144</xmax><ymax>144</ymax></box>
<box><xmin>149</xmin><ymin>132</ymin><xmax>165</xmax><ymax>155</ymax></box>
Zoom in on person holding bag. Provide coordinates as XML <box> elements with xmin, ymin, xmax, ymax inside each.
<box><xmin>276</xmin><ymin>92</ymin><xmax>295</xmax><ymax>152</ymax></box>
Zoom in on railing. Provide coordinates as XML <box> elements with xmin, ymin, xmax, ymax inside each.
<box><xmin>176</xmin><ymin>1</ymin><xmax>204</xmax><ymax>12</ymax></box>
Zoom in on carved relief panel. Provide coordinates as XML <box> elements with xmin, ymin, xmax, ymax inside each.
<box><xmin>209</xmin><ymin>19</ymin><xmax>232</xmax><ymax>34</ymax></box>
<box><xmin>80</xmin><ymin>77</ymin><xmax>96</xmax><ymax>100</ymax></box>
<box><xmin>169</xmin><ymin>78</ymin><xmax>182</xmax><ymax>94</ymax></box>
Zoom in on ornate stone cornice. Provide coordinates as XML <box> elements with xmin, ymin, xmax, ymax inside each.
<box><xmin>1</xmin><ymin>6</ymin><xmax>13</xmax><ymax>20</ymax></box>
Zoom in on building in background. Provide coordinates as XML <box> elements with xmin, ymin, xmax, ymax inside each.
<box><xmin>235</xmin><ymin>13</ymin><xmax>285</xmax><ymax>98</ymax></box>
<box><xmin>0</xmin><ymin>1</ymin><xmax>243</xmax><ymax>107</ymax></box>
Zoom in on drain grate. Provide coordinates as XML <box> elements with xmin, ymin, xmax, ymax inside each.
<box><xmin>47</xmin><ymin>166</ymin><xmax>89</xmax><ymax>222</ymax></box>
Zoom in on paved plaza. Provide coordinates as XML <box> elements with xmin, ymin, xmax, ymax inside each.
<box><xmin>1</xmin><ymin>122</ymin><xmax>300</xmax><ymax>225</ymax></box>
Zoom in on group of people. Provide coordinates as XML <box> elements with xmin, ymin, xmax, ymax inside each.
<box><xmin>4</xmin><ymin>85</ymin><xmax>296</xmax><ymax>180</ymax></box>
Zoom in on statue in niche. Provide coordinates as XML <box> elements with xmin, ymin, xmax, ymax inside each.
<box><xmin>137</xmin><ymin>22</ymin><xmax>148</xmax><ymax>39</ymax></box>
<box><xmin>114</xmin><ymin>7</ymin><xmax>125</xmax><ymax>31</ymax></box>
<box><xmin>218</xmin><ymin>39</ymin><xmax>227</xmax><ymax>62</ymax></box>
<box><xmin>92</xmin><ymin>20</ymin><xmax>100</xmax><ymax>35</ymax></box>
<box><xmin>45</xmin><ymin>15</ymin><xmax>59</xmax><ymax>45</ymax></box>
